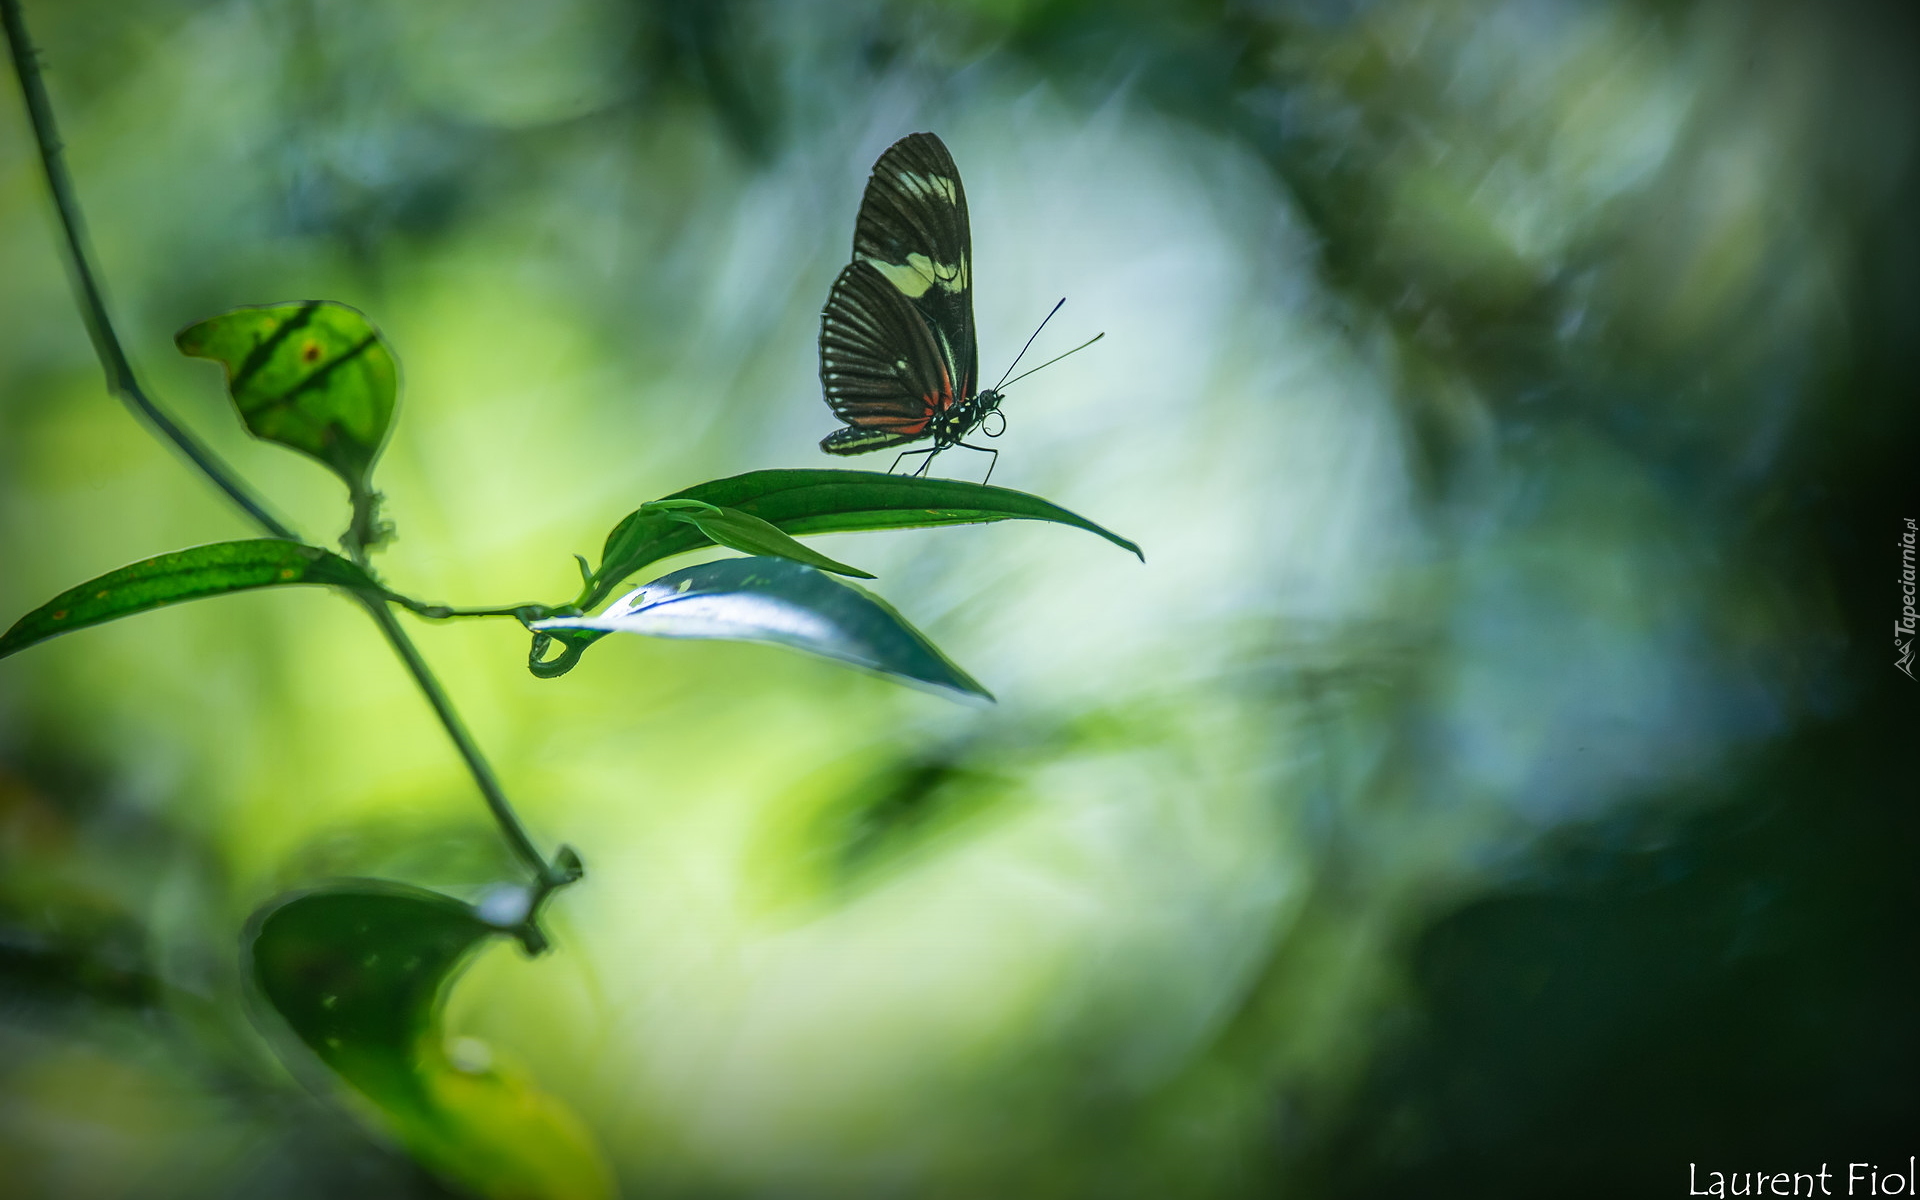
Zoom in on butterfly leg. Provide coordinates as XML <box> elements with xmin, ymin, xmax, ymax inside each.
<box><xmin>890</xmin><ymin>446</ymin><xmax>938</xmax><ymax>475</ymax></box>
<box><xmin>953</xmin><ymin>441</ymin><xmax>999</xmax><ymax>486</ymax></box>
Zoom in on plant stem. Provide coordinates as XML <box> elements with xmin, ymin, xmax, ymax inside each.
<box><xmin>392</xmin><ymin>598</ymin><xmax>560</xmax><ymax>622</ymax></box>
<box><xmin>1</xmin><ymin>0</ymin><xmax>294</xmax><ymax>541</ymax></box>
<box><xmin>352</xmin><ymin>593</ymin><xmax>553</xmax><ymax>881</ymax></box>
<box><xmin>2</xmin><ymin>0</ymin><xmax>563</xmax><ymax>893</ymax></box>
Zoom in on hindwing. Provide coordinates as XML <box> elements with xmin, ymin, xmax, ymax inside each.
<box><xmin>818</xmin><ymin>260</ymin><xmax>956</xmax><ymax>453</ymax></box>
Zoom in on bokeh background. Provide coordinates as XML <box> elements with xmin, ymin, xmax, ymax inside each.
<box><xmin>2</xmin><ymin>0</ymin><xmax>1916</xmax><ymax>1196</ymax></box>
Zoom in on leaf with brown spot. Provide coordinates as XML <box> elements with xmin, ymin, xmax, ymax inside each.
<box><xmin>176</xmin><ymin>301</ymin><xmax>398</xmax><ymax>491</ymax></box>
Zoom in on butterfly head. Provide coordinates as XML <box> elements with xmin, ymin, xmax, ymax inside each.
<box><xmin>929</xmin><ymin>389</ymin><xmax>1004</xmax><ymax>447</ymax></box>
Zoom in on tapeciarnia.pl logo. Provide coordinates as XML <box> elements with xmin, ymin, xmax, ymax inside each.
<box><xmin>1899</xmin><ymin>518</ymin><xmax>1917</xmax><ymax>680</ymax></box>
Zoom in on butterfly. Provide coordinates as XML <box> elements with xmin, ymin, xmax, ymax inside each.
<box><xmin>817</xmin><ymin>132</ymin><xmax>1098</xmax><ymax>482</ymax></box>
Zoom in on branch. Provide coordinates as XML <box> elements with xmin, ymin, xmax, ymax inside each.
<box><xmin>2</xmin><ymin>0</ymin><xmax>569</xmax><ymax>898</ymax></box>
<box><xmin>1</xmin><ymin>0</ymin><xmax>295</xmax><ymax>540</ymax></box>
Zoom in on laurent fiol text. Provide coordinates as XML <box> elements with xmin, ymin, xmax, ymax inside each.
<box><xmin>1691</xmin><ymin>1160</ymin><xmax>1919</xmax><ymax>1196</ymax></box>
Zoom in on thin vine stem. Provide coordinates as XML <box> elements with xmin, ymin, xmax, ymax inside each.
<box><xmin>352</xmin><ymin>592</ymin><xmax>552</xmax><ymax>882</ymax></box>
<box><xmin>2</xmin><ymin>0</ymin><xmax>563</xmax><ymax>892</ymax></box>
<box><xmin>393</xmin><ymin>598</ymin><xmax>561</xmax><ymax>622</ymax></box>
<box><xmin>1</xmin><ymin>0</ymin><xmax>294</xmax><ymax>540</ymax></box>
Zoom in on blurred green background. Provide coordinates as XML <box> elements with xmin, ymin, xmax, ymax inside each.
<box><xmin>2</xmin><ymin>0</ymin><xmax>1916</xmax><ymax>1196</ymax></box>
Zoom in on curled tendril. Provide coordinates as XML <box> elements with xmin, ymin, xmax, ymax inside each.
<box><xmin>527</xmin><ymin>630</ymin><xmax>595</xmax><ymax>678</ymax></box>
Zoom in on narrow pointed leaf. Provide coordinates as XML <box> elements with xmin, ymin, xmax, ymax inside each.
<box><xmin>532</xmin><ymin>556</ymin><xmax>991</xmax><ymax>700</ymax></box>
<box><xmin>0</xmin><ymin>540</ymin><xmax>383</xmax><ymax>660</ymax></box>
<box><xmin>248</xmin><ymin>882</ymin><xmax>613</xmax><ymax>1200</ymax></box>
<box><xmin>588</xmin><ymin>469</ymin><xmax>1141</xmax><ymax>608</ymax></box>
<box><xmin>176</xmin><ymin>301</ymin><xmax>397</xmax><ymax>490</ymax></box>
<box><xmin>643</xmin><ymin>499</ymin><xmax>875</xmax><ymax>578</ymax></box>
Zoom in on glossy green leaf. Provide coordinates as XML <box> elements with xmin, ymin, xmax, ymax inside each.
<box><xmin>531</xmin><ymin>556</ymin><xmax>991</xmax><ymax>700</ymax></box>
<box><xmin>0</xmin><ymin>540</ymin><xmax>383</xmax><ymax>660</ymax></box>
<box><xmin>642</xmin><ymin>499</ymin><xmax>875</xmax><ymax>578</ymax></box>
<box><xmin>587</xmin><ymin>469</ymin><xmax>1142</xmax><ymax>608</ymax></box>
<box><xmin>248</xmin><ymin>882</ymin><xmax>614</xmax><ymax>1200</ymax></box>
<box><xmin>176</xmin><ymin>301</ymin><xmax>397</xmax><ymax>490</ymax></box>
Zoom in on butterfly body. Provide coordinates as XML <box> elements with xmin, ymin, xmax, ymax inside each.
<box><xmin>818</xmin><ymin>387</ymin><xmax>1003</xmax><ymax>457</ymax></box>
<box><xmin>818</xmin><ymin>133</ymin><xmax>1001</xmax><ymax>476</ymax></box>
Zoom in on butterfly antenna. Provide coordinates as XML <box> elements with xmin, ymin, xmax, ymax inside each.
<box><xmin>998</xmin><ymin>331</ymin><xmax>1105</xmax><ymax>391</ymax></box>
<box><xmin>993</xmin><ymin>298</ymin><xmax>1067</xmax><ymax>391</ymax></box>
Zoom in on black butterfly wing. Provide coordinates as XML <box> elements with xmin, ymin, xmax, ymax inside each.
<box><xmin>818</xmin><ymin>259</ymin><xmax>956</xmax><ymax>455</ymax></box>
<box><xmin>848</xmin><ymin>132</ymin><xmax>977</xmax><ymax>405</ymax></box>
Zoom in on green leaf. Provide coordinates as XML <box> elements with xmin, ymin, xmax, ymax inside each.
<box><xmin>641</xmin><ymin>499</ymin><xmax>875</xmax><ymax>578</ymax></box>
<box><xmin>248</xmin><ymin>882</ymin><xmax>614</xmax><ymax>1200</ymax></box>
<box><xmin>588</xmin><ymin>469</ymin><xmax>1142</xmax><ymax>608</ymax></box>
<box><xmin>176</xmin><ymin>301</ymin><xmax>398</xmax><ymax>491</ymax></box>
<box><xmin>0</xmin><ymin>540</ymin><xmax>383</xmax><ymax>660</ymax></box>
<box><xmin>531</xmin><ymin>556</ymin><xmax>992</xmax><ymax>700</ymax></box>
